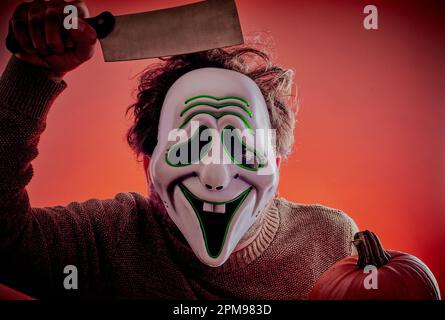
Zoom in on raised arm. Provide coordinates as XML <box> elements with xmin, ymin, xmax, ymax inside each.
<box><xmin>0</xmin><ymin>0</ymin><xmax>122</xmax><ymax>298</ymax></box>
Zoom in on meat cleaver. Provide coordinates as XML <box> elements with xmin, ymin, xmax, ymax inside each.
<box><xmin>6</xmin><ymin>0</ymin><xmax>244</xmax><ymax>62</ymax></box>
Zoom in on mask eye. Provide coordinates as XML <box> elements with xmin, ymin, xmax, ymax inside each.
<box><xmin>166</xmin><ymin>126</ymin><xmax>212</xmax><ymax>167</ymax></box>
<box><xmin>221</xmin><ymin>126</ymin><xmax>266</xmax><ymax>171</ymax></box>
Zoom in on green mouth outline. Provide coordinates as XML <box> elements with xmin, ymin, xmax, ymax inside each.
<box><xmin>179</xmin><ymin>184</ymin><xmax>252</xmax><ymax>258</ymax></box>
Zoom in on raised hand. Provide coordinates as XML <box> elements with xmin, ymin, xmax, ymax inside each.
<box><xmin>8</xmin><ymin>0</ymin><xmax>97</xmax><ymax>79</ymax></box>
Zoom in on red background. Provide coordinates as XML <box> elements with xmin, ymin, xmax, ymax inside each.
<box><xmin>1</xmin><ymin>0</ymin><xmax>444</xmax><ymax>294</ymax></box>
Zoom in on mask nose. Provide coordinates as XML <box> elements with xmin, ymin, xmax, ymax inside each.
<box><xmin>199</xmin><ymin>163</ymin><xmax>231</xmax><ymax>191</ymax></box>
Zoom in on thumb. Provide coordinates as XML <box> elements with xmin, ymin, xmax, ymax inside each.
<box><xmin>67</xmin><ymin>18</ymin><xmax>97</xmax><ymax>61</ymax></box>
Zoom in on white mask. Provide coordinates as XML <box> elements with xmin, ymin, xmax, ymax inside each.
<box><xmin>149</xmin><ymin>68</ymin><xmax>279</xmax><ymax>267</ymax></box>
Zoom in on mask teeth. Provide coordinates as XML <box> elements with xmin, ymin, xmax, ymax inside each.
<box><xmin>214</xmin><ymin>204</ymin><xmax>226</xmax><ymax>214</ymax></box>
<box><xmin>203</xmin><ymin>202</ymin><xmax>214</xmax><ymax>212</ymax></box>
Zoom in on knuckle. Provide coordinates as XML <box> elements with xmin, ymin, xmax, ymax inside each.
<box><xmin>13</xmin><ymin>2</ymin><xmax>30</xmax><ymax>18</ymax></box>
<box><xmin>28</xmin><ymin>3</ymin><xmax>43</xmax><ymax>15</ymax></box>
<box><xmin>16</xmin><ymin>2</ymin><xmax>29</xmax><ymax>10</ymax></box>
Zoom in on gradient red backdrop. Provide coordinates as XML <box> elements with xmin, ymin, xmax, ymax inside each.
<box><xmin>1</xmin><ymin>0</ymin><xmax>444</xmax><ymax>294</ymax></box>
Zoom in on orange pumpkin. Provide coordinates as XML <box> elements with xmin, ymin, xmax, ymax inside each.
<box><xmin>309</xmin><ymin>230</ymin><xmax>441</xmax><ymax>300</ymax></box>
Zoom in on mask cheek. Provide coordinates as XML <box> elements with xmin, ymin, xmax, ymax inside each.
<box><xmin>149</xmin><ymin>147</ymin><xmax>191</xmax><ymax>206</ymax></box>
<box><xmin>240</xmin><ymin>167</ymin><xmax>278</xmax><ymax>212</ymax></box>
<box><xmin>170</xmin><ymin>186</ymin><xmax>208</xmax><ymax>260</ymax></box>
<box><xmin>227</xmin><ymin>192</ymin><xmax>257</xmax><ymax>246</ymax></box>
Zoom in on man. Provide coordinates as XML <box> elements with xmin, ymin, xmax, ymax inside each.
<box><xmin>0</xmin><ymin>0</ymin><xmax>358</xmax><ymax>299</ymax></box>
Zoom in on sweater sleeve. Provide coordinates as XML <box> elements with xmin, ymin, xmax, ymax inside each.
<box><xmin>0</xmin><ymin>57</ymin><xmax>133</xmax><ymax>298</ymax></box>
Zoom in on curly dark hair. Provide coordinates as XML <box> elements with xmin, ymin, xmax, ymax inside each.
<box><xmin>126</xmin><ymin>46</ymin><xmax>296</xmax><ymax>159</ymax></box>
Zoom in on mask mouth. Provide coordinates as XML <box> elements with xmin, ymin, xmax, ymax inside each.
<box><xmin>179</xmin><ymin>184</ymin><xmax>252</xmax><ymax>258</ymax></box>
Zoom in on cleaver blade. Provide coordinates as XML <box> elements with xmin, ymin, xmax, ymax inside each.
<box><xmin>99</xmin><ymin>0</ymin><xmax>244</xmax><ymax>62</ymax></box>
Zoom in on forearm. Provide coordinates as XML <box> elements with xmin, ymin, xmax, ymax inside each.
<box><xmin>0</xmin><ymin>60</ymin><xmax>130</xmax><ymax>297</ymax></box>
<box><xmin>0</xmin><ymin>56</ymin><xmax>65</xmax><ymax>250</ymax></box>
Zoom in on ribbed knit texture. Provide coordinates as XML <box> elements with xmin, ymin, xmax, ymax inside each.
<box><xmin>0</xmin><ymin>56</ymin><xmax>358</xmax><ymax>299</ymax></box>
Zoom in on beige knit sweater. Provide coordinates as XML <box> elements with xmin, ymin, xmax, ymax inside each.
<box><xmin>0</xmin><ymin>57</ymin><xmax>358</xmax><ymax>299</ymax></box>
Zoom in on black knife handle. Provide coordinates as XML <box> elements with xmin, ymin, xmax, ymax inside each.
<box><xmin>5</xmin><ymin>11</ymin><xmax>115</xmax><ymax>54</ymax></box>
<box><xmin>85</xmin><ymin>11</ymin><xmax>115</xmax><ymax>39</ymax></box>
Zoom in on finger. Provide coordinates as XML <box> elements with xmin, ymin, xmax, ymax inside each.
<box><xmin>11</xmin><ymin>2</ymin><xmax>35</xmax><ymax>54</ymax></box>
<box><xmin>28</xmin><ymin>0</ymin><xmax>49</xmax><ymax>55</ymax></box>
<box><xmin>45</xmin><ymin>3</ymin><xmax>64</xmax><ymax>54</ymax></box>
<box><xmin>66</xmin><ymin>18</ymin><xmax>96</xmax><ymax>61</ymax></box>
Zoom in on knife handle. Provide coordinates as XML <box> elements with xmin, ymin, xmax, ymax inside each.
<box><xmin>5</xmin><ymin>11</ymin><xmax>115</xmax><ymax>54</ymax></box>
<box><xmin>84</xmin><ymin>11</ymin><xmax>115</xmax><ymax>39</ymax></box>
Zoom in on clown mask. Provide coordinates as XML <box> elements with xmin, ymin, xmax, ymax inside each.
<box><xmin>149</xmin><ymin>68</ymin><xmax>279</xmax><ymax>267</ymax></box>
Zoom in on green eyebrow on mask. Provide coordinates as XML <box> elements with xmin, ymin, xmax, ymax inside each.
<box><xmin>185</xmin><ymin>95</ymin><xmax>250</xmax><ymax>106</ymax></box>
<box><xmin>180</xmin><ymin>95</ymin><xmax>252</xmax><ymax>118</ymax></box>
<box><xmin>178</xmin><ymin>110</ymin><xmax>253</xmax><ymax>131</ymax></box>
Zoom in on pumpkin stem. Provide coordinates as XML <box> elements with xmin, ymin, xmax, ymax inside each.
<box><xmin>353</xmin><ymin>230</ymin><xmax>391</xmax><ymax>268</ymax></box>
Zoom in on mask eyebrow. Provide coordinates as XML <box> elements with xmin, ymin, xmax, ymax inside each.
<box><xmin>180</xmin><ymin>102</ymin><xmax>252</xmax><ymax>118</ymax></box>
<box><xmin>178</xmin><ymin>111</ymin><xmax>253</xmax><ymax>131</ymax></box>
<box><xmin>185</xmin><ymin>95</ymin><xmax>250</xmax><ymax>106</ymax></box>
<box><xmin>180</xmin><ymin>95</ymin><xmax>252</xmax><ymax>118</ymax></box>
